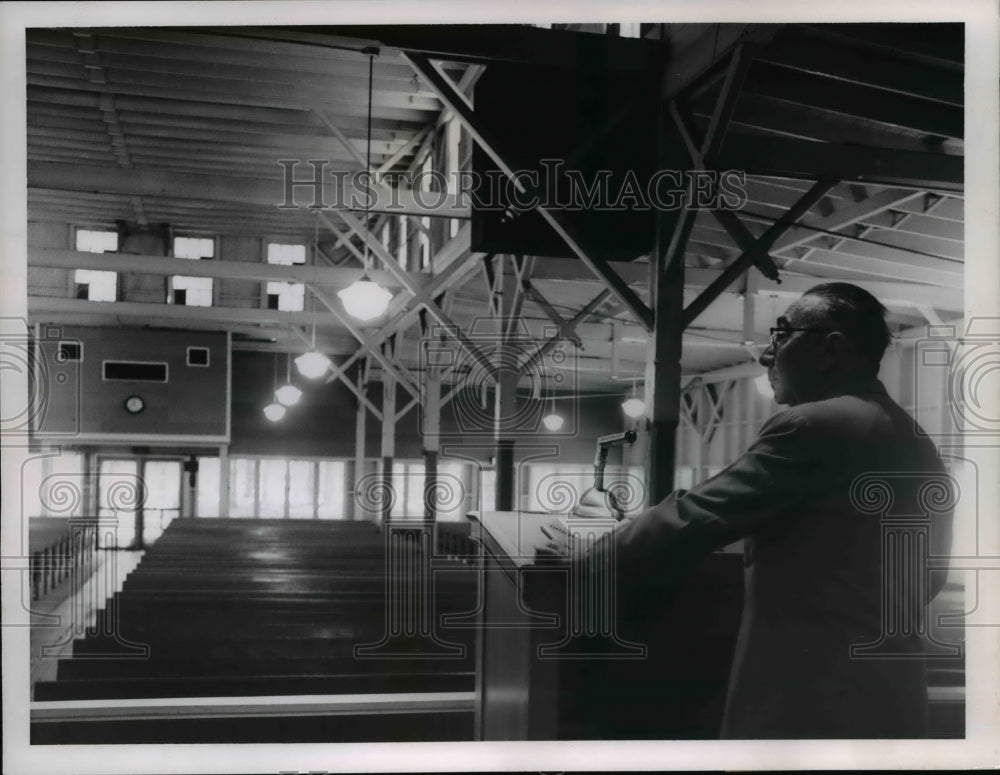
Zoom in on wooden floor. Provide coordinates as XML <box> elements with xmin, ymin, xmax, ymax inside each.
<box><xmin>31</xmin><ymin>518</ymin><xmax>478</xmax><ymax>744</ymax></box>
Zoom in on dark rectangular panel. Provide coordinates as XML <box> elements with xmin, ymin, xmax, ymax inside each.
<box><xmin>102</xmin><ymin>360</ymin><xmax>168</xmax><ymax>382</ymax></box>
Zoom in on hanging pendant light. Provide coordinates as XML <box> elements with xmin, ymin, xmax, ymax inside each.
<box><xmin>338</xmin><ymin>278</ymin><xmax>392</xmax><ymax>321</ymax></box>
<box><xmin>621</xmin><ymin>376</ymin><xmax>646</xmax><ymax>418</ymax></box>
<box><xmin>338</xmin><ymin>47</ymin><xmax>393</xmax><ymax>322</ymax></box>
<box><xmin>541</xmin><ymin>393</ymin><xmax>564</xmax><ymax>431</ymax></box>
<box><xmin>263</xmin><ymin>352</ymin><xmax>287</xmax><ymax>422</ymax></box>
<box><xmin>263</xmin><ymin>403</ymin><xmax>286</xmax><ymax>422</ymax></box>
<box><xmin>295</xmin><ymin>349</ymin><xmax>330</xmax><ymax>380</ymax></box>
<box><xmin>275</xmin><ymin>352</ymin><xmax>303</xmax><ymax>406</ymax></box>
<box><xmin>296</xmin><ymin>280</ymin><xmax>331</xmax><ymax>379</ymax></box>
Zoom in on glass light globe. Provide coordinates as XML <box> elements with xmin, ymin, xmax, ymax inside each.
<box><xmin>541</xmin><ymin>412</ymin><xmax>564</xmax><ymax>431</ymax></box>
<box><xmin>263</xmin><ymin>402</ymin><xmax>286</xmax><ymax>422</ymax></box>
<box><xmin>337</xmin><ymin>279</ymin><xmax>393</xmax><ymax>321</ymax></box>
<box><xmin>754</xmin><ymin>373</ymin><xmax>773</xmax><ymax>398</ymax></box>
<box><xmin>295</xmin><ymin>350</ymin><xmax>331</xmax><ymax>379</ymax></box>
<box><xmin>275</xmin><ymin>384</ymin><xmax>303</xmax><ymax>407</ymax></box>
<box><xmin>621</xmin><ymin>397</ymin><xmax>646</xmax><ymax>418</ymax></box>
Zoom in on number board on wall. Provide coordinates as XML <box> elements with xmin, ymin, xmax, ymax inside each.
<box><xmin>32</xmin><ymin>324</ymin><xmax>229</xmax><ymax>445</ymax></box>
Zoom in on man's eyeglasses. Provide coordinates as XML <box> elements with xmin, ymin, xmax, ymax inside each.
<box><xmin>768</xmin><ymin>327</ymin><xmax>835</xmax><ymax>350</ymax></box>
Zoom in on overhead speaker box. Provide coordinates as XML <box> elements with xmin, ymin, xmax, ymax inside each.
<box><xmin>470</xmin><ymin>56</ymin><xmax>661</xmax><ymax>261</ymax></box>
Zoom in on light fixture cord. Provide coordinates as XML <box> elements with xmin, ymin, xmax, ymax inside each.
<box><xmin>363</xmin><ymin>49</ymin><xmax>375</xmax><ymax>276</ymax></box>
<box><xmin>311</xmin><ymin>213</ymin><xmax>318</xmax><ymax>350</ymax></box>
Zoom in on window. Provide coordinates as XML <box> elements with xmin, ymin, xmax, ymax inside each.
<box><xmin>266</xmin><ymin>243</ymin><xmax>306</xmax><ymax>266</ymax></box>
<box><xmin>229</xmin><ymin>458</ymin><xmax>258</xmax><ymax>518</ymax></box>
<box><xmin>75</xmin><ymin>229</ymin><xmax>118</xmax><ymax>302</ymax></box>
<box><xmin>142</xmin><ymin>460</ymin><xmax>181</xmax><ymax>545</ymax></box>
<box><xmin>287</xmin><ymin>460</ymin><xmax>315</xmax><ymax>519</ymax></box>
<box><xmin>186</xmin><ymin>347</ymin><xmax>210</xmax><ymax>367</ymax></box>
<box><xmin>223</xmin><ymin>457</ymin><xmax>348</xmax><ymax>520</ymax></box>
<box><xmin>195</xmin><ymin>456</ymin><xmax>221</xmax><ymax>517</ymax></box>
<box><xmin>437</xmin><ymin>460</ymin><xmax>473</xmax><ymax>522</ymax></box>
<box><xmin>174</xmin><ymin>236</ymin><xmax>214</xmax><ymax>259</ymax></box>
<box><xmin>390</xmin><ymin>460</ymin><xmax>425</xmax><ymax>518</ymax></box>
<box><xmin>266</xmin><ymin>281</ymin><xmax>306</xmax><ymax>311</ymax></box>
<box><xmin>26</xmin><ymin>451</ymin><xmax>85</xmax><ymax>518</ymax></box>
<box><xmin>171</xmin><ymin>236</ymin><xmax>214</xmax><ymax>306</ymax></box>
<box><xmin>97</xmin><ymin>459</ymin><xmax>139</xmax><ymax>548</ymax></box>
<box><xmin>479</xmin><ymin>468</ymin><xmax>496</xmax><ymax>513</ymax></box>
<box><xmin>171</xmin><ymin>276</ymin><xmax>213</xmax><ymax>307</ymax></box>
<box><xmin>522</xmin><ymin>463</ymin><xmax>642</xmax><ymax>515</ymax></box>
<box><xmin>259</xmin><ymin>458</ymin><xmax>287</xmax><ymax>517</ymax></box>
<box><xmin>266</xmin><ymin>242</ymin><xmax>306</xmax><ymax>311</ymax></box>
<box><xmin>76</xmin><ymin>228</ymin><xmax>118</xmax><ymax>254</ymax></box>
<box><xmin>316</xmin><ymin>461</ymin><xmax>347</xmax><ymax>519</ymax></box>
<box><xmin>523</xmin><ymin>463</ymin><xmax>592</xmax><ymax>513</ymax></box>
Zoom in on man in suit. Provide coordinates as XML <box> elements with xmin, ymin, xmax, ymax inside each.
<box><xmin>541</xmin><ymin>282</ymin><xmax>954</xmax><ymax>739</ymax></box>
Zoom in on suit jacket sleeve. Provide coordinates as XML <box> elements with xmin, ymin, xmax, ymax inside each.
<box><xmin>585</xmin><ymin>409</ymin><xmax>822</xmax><ymax>576</ymax></box>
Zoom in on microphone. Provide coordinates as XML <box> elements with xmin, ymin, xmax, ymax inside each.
<box><xmin>573</xmin><ymin>430</ymin><xmax>638</xmax><ymax>521</ymax></box>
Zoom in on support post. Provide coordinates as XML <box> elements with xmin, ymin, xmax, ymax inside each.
<box><xmin>218</xmin><ymin>445</ymin><xmax>230</xmax><ymax>518</ymax></box>
<box><xmin>423</xmin><ymin>368</ymin><xmax>442</xmax><ymax>520</ymax></box>
<box><xmin>494</xmin><ymin>259</ymin><xmax>518</xmax><ymax>512</ymax></box>
<box><xmin>381</xmin><ymin>345</ymin><xmax>397</xmax><ymax>523</ymax></box>
<box><xmin>644</xmin><ymin>102</ymin><xmax>687</xmax><ymax>505</ymax></box>
<box><xmin>353</xmin><ymin>366</ymin><xmax>368</xmax><ymax>521</ymax></box>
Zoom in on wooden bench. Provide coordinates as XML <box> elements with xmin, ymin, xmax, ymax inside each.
<box><xmin>33</xmin><ymin>517</ymin><xmax>479</xmax><ymax>744</ymax></box>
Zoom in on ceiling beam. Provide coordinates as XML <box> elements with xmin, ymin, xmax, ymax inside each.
<box><xmin>742</xmin><ymin>61</ymin><xmax>963</xmax><ymax>140</ymax></box>
<box><xmin>714</xmin><ymin>134</ymin><xmax>963</xmax><ymax>194</ymax></box>
<box><xmin>31</xmin><ymin>247</ymin><xmax>962</xmax><ymax>314</ymax></box>
<box><xmin>527</xmin><ymin>259</ymin><xmax>962</xmax><ymax>311</ymax></box>
<box><xmin>692</xmin><ymin>95</ymin><xmax>964</xmax><ymax>156</ymax></box>
<box><xmin>28</xmin><ymin>161</ymin><xmax>471</xmax><ymax>220</ymax></box>
<box><xmin>27</xmin><ymin>70</ymin><xmax>441</xmax><ymax>114</ymax></box>
<box><xmin>757</xmin><ymin>31</ymin><xmax>962</xmax><ymax>107</ymax></box>
<box><xmin>27</xmin><ymin>295</ymin><xmax>359</xmax><ymax>329</ymax></box>
<box><xmin>29</xmin><ymin>246</ymin><xmax>424</xmax><ymax>290</ymax></box>
<box><xmin>770</xmin><ymin>189</ymin><xmax>925</xmax><ymax>254</ymax></box>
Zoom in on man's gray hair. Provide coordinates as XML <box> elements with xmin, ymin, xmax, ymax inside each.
<box><xmin>802</xmin><ymin>282</ymin><xmax>892</xmax><ymax>367</ymax></box>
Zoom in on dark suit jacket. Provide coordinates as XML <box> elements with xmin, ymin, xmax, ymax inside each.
<box><xmin>593</xmin><ymin>379</ymin><xmax>953</xmax><ymax>738</ymax></box>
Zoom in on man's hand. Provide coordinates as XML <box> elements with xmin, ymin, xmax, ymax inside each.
<box><xmin>534</xmin><ymin>520</ymin><xmax>572</xmax><ymax>562</ymax></box>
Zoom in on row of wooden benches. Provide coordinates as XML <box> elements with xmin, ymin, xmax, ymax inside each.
<box><xmin>32</xmin><ymin>518</ymin><xmax>479</xmax><ymax>743</ymax></box>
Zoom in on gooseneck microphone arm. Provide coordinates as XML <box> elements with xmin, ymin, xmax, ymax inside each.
<box><xmin>593</xmin><ymin>430</ymin><xmax>638</xmax><ymax>493</ymax></box>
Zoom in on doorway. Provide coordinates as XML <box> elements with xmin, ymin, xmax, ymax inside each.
<box><xmin>96</xmin><ymin>457</ymin><xmax>182</xmax><ymax>549</ymax></box>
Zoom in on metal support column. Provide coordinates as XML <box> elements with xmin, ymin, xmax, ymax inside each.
<box><xmin>644</xmin><ymin>95</ymin><xmax>687</xmax><ymax>505</ymax></box>
<box><xmin>423</xmin><ymin>368</ymin><xmax>442</xmax><ymax>520</ymax></box>
<box><xmin>217</xmin><ymin>446</ymin><xmax>230</xmax><ymax>517</ymax></box>
<box><xmin>353</xmin><ymin>365</ymin><xmax>368</xmax><ymax>521</ymax></box>
<box><xmin>380</xmin><ymin>344</ymin><xmax>397</xmax><ymax>523</ymax></box>
<box><xmin>494</xmin><ymin>258</ymin><xmax>518</xmax><ymax>511</ymax></box>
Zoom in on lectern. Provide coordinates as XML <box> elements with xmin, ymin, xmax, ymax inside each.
<box><xmin>468</xmin><ymin>510</ymin><xmax>744</xmax><ymax>741</ymax></box>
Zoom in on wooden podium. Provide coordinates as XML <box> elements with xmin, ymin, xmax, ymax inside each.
<box><xmin>468</xmin><ymin>511</ymin><xmax>744</xmax><ymax>741</ymax></box>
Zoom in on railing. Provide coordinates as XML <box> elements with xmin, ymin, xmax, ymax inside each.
<box><xmin>31</xmin><ymin>691</ymin><xmax>476</xmax><ymax>723</ymax></box>
<box><xmin>29</xmin><ymin>518</ymin><xmax>99</xmax><ymax>601</ymax></box>
<box><xmin>435</xmin><ymin>522</ymin><xmax>478</xmax><ymax>563</ymax></box>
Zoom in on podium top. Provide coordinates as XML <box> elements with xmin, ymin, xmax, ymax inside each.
<box><xmin>467</xmin><ymin>511</ymin><xmax>617</xmax><ymax>572</ymax></box>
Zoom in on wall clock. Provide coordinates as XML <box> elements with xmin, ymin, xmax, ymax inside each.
<box><xmin>124</xmin><ymin>395</ymin><xmax>146</xmax><ymax>414</ymax></box>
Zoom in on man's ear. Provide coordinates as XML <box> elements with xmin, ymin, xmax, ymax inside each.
<box><xmin>823</xmin><ymin>330</ymin><xmax>852</xmax><ymax>363</ymax></box>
